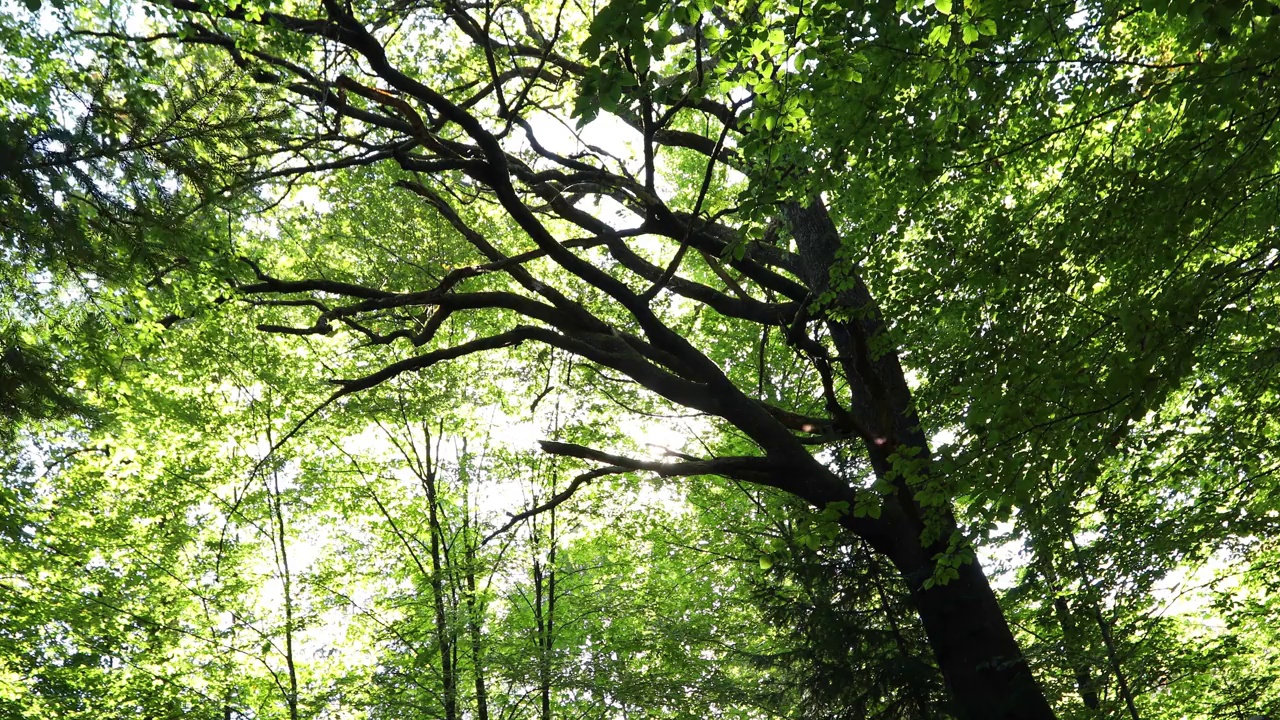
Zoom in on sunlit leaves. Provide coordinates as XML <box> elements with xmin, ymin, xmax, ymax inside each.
<box><xmin>5</xmin><ymin>0</ymin><xmax>1280</xmax><ymax>717</ymax></box>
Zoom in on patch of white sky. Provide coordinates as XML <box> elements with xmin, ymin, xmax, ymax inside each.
<box><xmin>895</xmin><ymin>373</ymin><xmax>1236</xmax><ymax>620</ymax></box>
<box><xmin>268</xmin><ymin>99</ymin><xmax>719</xmax><ymax>479</ymax></box>
<box><xmin>975</xmin><ymin>515</ymin><xmax>1251</xmax><ymax>629</ymax></box>
<box><xmin>233</xmin><ymin>373</ymin><xmax>699</xmax><ymax>643</ymax></box>
<box><xmin>476</xmin><ymin>371</ymin><xmax>703</xmax><ymax>519</ymax></box>
<box><xmin>236</xmin><ymin>105</ymin><xmax>708</xmax><ymax>654</ymax></box>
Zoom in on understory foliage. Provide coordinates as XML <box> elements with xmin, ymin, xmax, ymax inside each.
<box><xmin>3</xmin><ymin>0</ymin><xmax>1280</xmax><ymax>718</ymax></box>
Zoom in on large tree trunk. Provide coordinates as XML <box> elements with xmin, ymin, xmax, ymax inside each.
<box><xmin>899</xmin><ymin>547</ymin><xmax>1051</xmax><ymax>719</ymax></box>
<box><xmin>862</xmin><ymin>437</ymin><xmax>1054</xmax><ymax>720</ymax></box>
<box><xmin>786</xmin><ymin>200</ymin><xmax>1056</xmax><ymax>720</ymax></box>
<box><xmin>873</xmin><ymin>501</ymin><xmax>1055</xmax><ymax>720</ymax></box>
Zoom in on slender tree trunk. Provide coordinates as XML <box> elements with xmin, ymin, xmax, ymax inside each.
<box><xmin>1068</xmin><ymin>535</ymin><xmax>1140</xmax><ymax>720</ymax></box>
<box><xmin>531</xmin><ymin>425</ymin><xmax>560</xmax><ymax>720</ymax></box>
<box><xmin>544</xmin><ymin>510</ymin><xmax>557</xmax><ymax>720</ymax></box>
<box><xmin>532</xmin><ymin>553</ymin><xmax>550</xmax><ymax>720</ymax></box>
<box><xmin>1033</xmin><ymin>546</ymin><xmax>1100</xmax><ymax>711</ymax></box>
<box><xmin>461</xmin><ymin>457</ymin><xmax>490</xmax><ymax>720</ymax></box>
<box><xmin>421</xmin><ymin>447</ymin><xmax>458</xmax><ymax>720</ymax></box>
<box><xmin>271</xmin><ymin>486</ymin><xmax>300</xmax><ymax>720</ymax></box>
<box><xmin>1090</xmin><ymin>603</ymin><xmax>1140</xmax><ymax>720</ymax></box>
<box><xmin>531</xmin><ymin>506</ymin><xmax>557</xmax><ymax>720</ymax></box>
<box><xmin>1053</xmin><ymin>594</ymin><xmax>1101</xmax><ymax>711</ymax></box>
<box><xmin>466</xmin><ymin>560</ymin><xmax>489</xmax><ymax>720</ymax></box>
<box><xmin>266</xmin><ymin>421</ymin><xmax>299</xmax><ymax>720</ymax></box>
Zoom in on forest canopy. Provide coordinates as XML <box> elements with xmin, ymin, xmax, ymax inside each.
<box><xmin>3</xmin><ymin>0</ymin><xmax>1280</xmax><ymax>719</ymax></box>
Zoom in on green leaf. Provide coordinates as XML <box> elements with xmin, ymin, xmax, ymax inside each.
<box><xmin>8</xmin><ymin>2</ymin><xmax>1280</xmax><ymax>716</ymax></box>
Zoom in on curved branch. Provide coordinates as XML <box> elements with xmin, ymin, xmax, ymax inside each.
<box><xmin>483</xmin><ymin>465</ymin><xmax>626</xmax><ymax>543</ymax></box>
<box><xmin>539</xmin><ymin>440</ymin><xmax>784</xmax><ymax>486</ymax></box>
<box><xmin>329</xmin><ymin>326</ymin><xmax>540</xmax><ymax>395</ymax></box>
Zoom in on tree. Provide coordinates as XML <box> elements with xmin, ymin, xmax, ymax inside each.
<box><xmin>83</xmin><ymin>0</ymin><xmax>1052</xmax><ymax>712</ymax></box>
<box><xmin>5</xmin><ymin>0</ymin><xmax>1280</xmax><ymax>717</ymax></box>
<box><xmin>742</xmin><ymin>493</ymin><xmax>946</xmax><ymax>719</ymax></box>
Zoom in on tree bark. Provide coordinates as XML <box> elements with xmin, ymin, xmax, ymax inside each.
<box><xmin>862</xmin><ymin>436</ymin><xmax>1053</xmax><ymax>720</ymax></box>
<box><xmin>419</xmin><ymin>444</ymin><xmax>458</xmax><ymax>720</ymax></box>
<box><xmin>873</xmin><ymin>507</ymin><xmax>1053</xmax><ymax>720</ymax></box>
<box><xmin>1036</xmin><ymin>546</ymin><xmax>1100</xmax><ymax>711</ymax></box>
<box><xmin>786</xmin><ymin>200</ymin><xmax>1056</xmax><ymax>720</ymax></box>
<box><xmin>461</xmin><ymin>457</ymin><xmax>490</xmax><ymax>720</ymax></box>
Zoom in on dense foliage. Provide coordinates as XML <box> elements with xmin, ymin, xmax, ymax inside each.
<box><xmin>3</xmin><ymin>0</ymin><xmax>1280</xmax><ymax>718</ymax></box>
